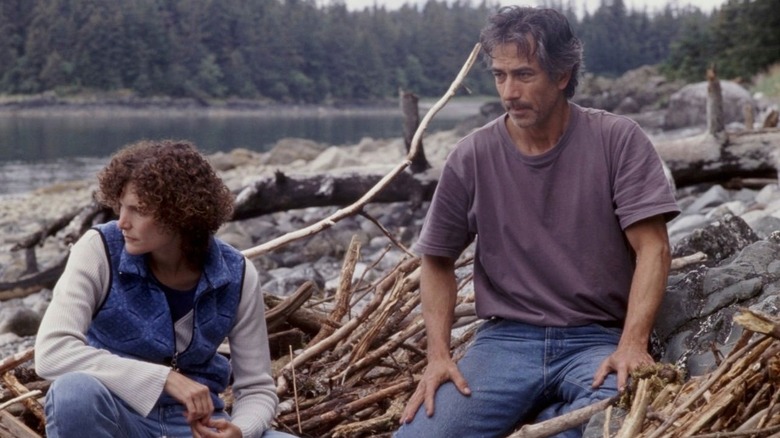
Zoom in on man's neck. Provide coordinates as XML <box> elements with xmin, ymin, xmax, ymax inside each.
<box><xmin>508</xmin><ymin>100</ymin><xmax>571</xmax><ymax>156</ymax></box>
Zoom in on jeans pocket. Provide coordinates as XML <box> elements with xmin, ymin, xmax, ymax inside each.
<box><xmin>593</xmin><ymin>323</ymin><xmax>623</xmax><ymax>340</ymax></box>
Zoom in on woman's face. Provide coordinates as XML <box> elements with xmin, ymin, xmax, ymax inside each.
<box><xmin>117</xmin><ymin>183</ymin><xmax>180</xmax><ymax>256</ymax></box>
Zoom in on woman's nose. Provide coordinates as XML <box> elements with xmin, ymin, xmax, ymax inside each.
<box><xmin>117</xmin><ymin>211</ymin><xmax>129</xmax><ymax>230</ymax></box>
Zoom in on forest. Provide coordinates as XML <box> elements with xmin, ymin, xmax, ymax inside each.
<box><xmin>0</xmin><ymin>0</ymin><xmax>778</xmax><ymax>104</ymax></box>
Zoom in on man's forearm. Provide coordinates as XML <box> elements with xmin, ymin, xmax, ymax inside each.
<box><xmin>420</xmin><ymin>255</ymin><xmax>459</xmax><ymax>361</ymax></box>
<box><xmin>621</xmin><ymin>216</ymin><xmax>672</xmax><ymax>349</ymax></box>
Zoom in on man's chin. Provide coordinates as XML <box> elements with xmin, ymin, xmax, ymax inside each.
<box><xmin>508</xmin><ymin>114</ymin><xmax>534</xmax><ymax>129</ymax></box>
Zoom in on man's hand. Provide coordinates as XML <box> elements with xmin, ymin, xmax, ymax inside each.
<box><xmin>592</xmin><ymin>343</ymin><xmax>655</xmax><ymax>391</ymax></box>
<box><xmin>192</xmin><ymin>418</ymin><xmax>243</xmax><ymax>438</ymax></box>
<box><xmin>164</xmin><ymin>370</ymin><xmax>214</xmax><ymax>424</ymax></box>
<box><xmin>594</xmin><ymin>215</ymin><xmax>671</xmax><ymax>392</ymax></box>
<box><xmin>400</xmin><ymin>357</ymin><xmax>471</xmax><ymax>424</ymax></box>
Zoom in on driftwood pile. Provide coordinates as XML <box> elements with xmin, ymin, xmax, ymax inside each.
<box><xmin>265</xmin><ymin>243</ymin><xmax>477</xmax><ymax>437</ymax></box>
<box><xmin>594</xmin><ymin>308</ymin><xmax>780</xmax><ymax>438</ymax></box>
<box><xmin>3</xmin><ymin>255</ymin><xmax>780</xmax><ymax>437</ymax></box>
<box><xmin>0</xmin><ymin>244</ymin><xmax>479</xmax><ymax>438</ymax></box>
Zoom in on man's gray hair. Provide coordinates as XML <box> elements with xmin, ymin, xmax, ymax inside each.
<box><xmin>479</xmin><ymin>6</ymin><xmax>583</xmax><ymax>99</ymax></box>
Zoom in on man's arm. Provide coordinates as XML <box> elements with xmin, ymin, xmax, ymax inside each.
<box><xmin>400</xmin><ymin>254</ymin><xmax>471</xmax><ymax>423</ymax></box>
<box><xmin>592</xmin><ymin>214</ymin><xmax>671</xmax><ymax>391</ymax></box>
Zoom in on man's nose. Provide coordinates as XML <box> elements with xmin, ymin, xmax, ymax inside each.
<box><xmin>500</xmin><ymin>78</ymin><xmax>522</xmax><ymax>100</ymax></box>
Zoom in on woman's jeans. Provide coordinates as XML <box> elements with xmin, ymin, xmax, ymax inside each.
<box><xmin>396</xmin><ymin>319</ymin><xmax>621</xmax><ymax>438</ymax></box>
<box><xmin>44</xmin><ymin>372</ymin><xmax>297</xmax><ymax>438</ymax></box>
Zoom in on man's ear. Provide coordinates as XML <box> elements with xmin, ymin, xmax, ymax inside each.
<box><xmin>557</xmin><ymin>70</ymin><xmax>572</xmax><ymax>91</ymax></box>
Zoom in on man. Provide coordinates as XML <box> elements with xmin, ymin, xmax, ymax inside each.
<box><xmin>396</xmin><ymin>6</ymin><xmax>679</xmax><ymax>438</ymax></box>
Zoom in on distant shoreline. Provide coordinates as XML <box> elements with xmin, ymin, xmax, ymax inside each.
<box><xmin>0</xmin><ymin>94</ymin><xmax>494</xmax><ymax>119</ymax></box>
<box><xmin>0</xmin><ymin>96</ymin><xmax>396</xmax><ymax>118</ymax></box>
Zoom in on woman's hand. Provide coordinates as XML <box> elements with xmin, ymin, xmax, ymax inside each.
<box><xmin>164</xmin><ymin>370</ymin><xmax>214</xmax><ymax>424</ymax></box>
<box><xmin>192</xmin><ymin>418</ymin><xmax>243</xmax><ymax>437</ymax></box>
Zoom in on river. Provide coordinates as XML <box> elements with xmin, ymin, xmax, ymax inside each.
<box><xmin>0</xmin><ymin>100</ymin><xmax>485</xmax><ymax>195</ymax></box>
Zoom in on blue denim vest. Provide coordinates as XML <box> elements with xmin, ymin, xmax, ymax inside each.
<box><xmin>87</xmin><ymin>221</ymin><xmax>244</xmax><ymax>408</ymax></box>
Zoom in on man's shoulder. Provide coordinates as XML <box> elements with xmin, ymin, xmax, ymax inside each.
<box><xmin>451</xmin><ymin>115</ymin><xmax>506</xmax><ymax>155</ymax></box>
<box><xmin>572</xmin><ymin>103</ymin><xmax>641</xmax><ymax>132</ymax></box>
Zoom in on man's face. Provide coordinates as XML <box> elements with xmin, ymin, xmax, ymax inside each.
<box><xmin>490</xmin><ymin>43</ymin><xmax>570</xmax><ymax>133</ymax></box>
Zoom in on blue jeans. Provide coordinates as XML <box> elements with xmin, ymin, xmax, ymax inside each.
<box><xmin>45</xmin><ymin>372</ymin><xmax>297</xmax><ymax>438</ymax></box>
<box><xmin>395</xmin><ymin>319</ymin><xmax>620</xmax><ymax>438</ymax></box>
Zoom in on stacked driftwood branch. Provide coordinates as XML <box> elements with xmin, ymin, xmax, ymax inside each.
<box><xmin>584</xmin><ymin>308</ymin><xmax>780</xmax><ymax>438</ymax></box>
<box><xmin>0</xmin><ymin>248</ymin><xmax>480</xmax><ymax>438</ymax></box>
<box><xmin>267</xmin><ymin>243</ymin><xmax>477</xmax><ymax>437</ymax></box>
<box><xmin>0</xmin><ymin>349</ymin><xmax>44</xmax><ymax>437</ymax></box>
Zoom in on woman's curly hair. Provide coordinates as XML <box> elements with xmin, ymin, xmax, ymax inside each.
<box><xmin>96</xmin><ymin>140</ymin><xmax>234</xmax><ymax>267</ymax></box>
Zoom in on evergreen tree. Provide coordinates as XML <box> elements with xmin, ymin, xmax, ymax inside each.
<box><xmin>1</xmin><ymin>0</ymin><xmax>776</xmax><ymax>103</ymax></box>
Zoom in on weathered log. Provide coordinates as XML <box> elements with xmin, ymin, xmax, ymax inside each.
<box><xmin>232</xmin><ymin>170</ymin><xmax>438</xmax><ymax>221</ymax></box>
<box><xmin>0</xmin><ymin>391</ymin><xmax>41</xmax><ymax>412</ymax></box>
<box><xmin>670</xmin><ymin>251</ymin><xmax>707</xmax><ymax>271</ymax></box>
<box><xmin>706</xmin><ymin>65</ymin><xmax>725</xmax><ymax>137</ymax></box>
<box><xmin>508</xmin><ymin>395</ymin><xmax>619</xmax><ymax>438</ymax></box>
<box><xmin>264</xmin><ymin>293</ymin><xmax>327</xmax><ymax>336</ymax></box>
<box><xmin>265</xmin><ymin>281</ymin><xmax>319</xmax><ymax>332</ymax></box>
<box><xmin>744</xmin><ymin>103</ymin><xmax>755</xmax><ymax>132</ymax></box>
<box><xmin>765</xmin><ymin>109</ymin><xmax>779</xmax><ymax>128</ymax></box>
<box><xmin>0</xmin><ymin>255</ymin><xmax>68</xmax><ymax>296</ymax></box>
<box><xmin>0</xmin><ymin>374</ymin><xmax>44</xmax><ymax>429</ymax></box>
<box><xmin>1</xmin><ymin>202</ymin><xmax>107</xmax><ymax>295</ymax></box>
<box><xmin>308</xmin><ymin>236</ymin><xmax>361</xmax><ymax>346</ymax></box>
<box><xmin>295</xmin><ymin>378</ymin><xmax>414</xmax><ymax>432</ymax></box>
<box><xmin>0</xmin><ymin>410</ymin><xmax>39</xmax><ymax>438</ymax></box>
<box><xmin>400</xmin><ymin>90</ymin><xmax>430</xmax><ymax>174</ymax></box>
<box><xmin>10</xmin><ymin>206</ymin><xmax>83</xmax><ymax>252</ymax></box>
<box><xmin>733</xmin><ymin>308</ymin><xmax>780</xmax><ymax>339</ymax></box>
<box><xmin>656</xmin><ymin>128</ymin><xmax>780</xmax><ymax>187</ymax></box>
<box><xmin>0</xmin><ymin>350</ymin><xmax>34</xmax><ymax>376</ymax></box>
<box><xmin>616</xmin><ymin>379</ymin><xmax>651</xmax><ymax>438</ymax></box>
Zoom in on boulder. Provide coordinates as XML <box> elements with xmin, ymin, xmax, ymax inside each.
<box><xmin>263</xmin><ymin>138</ymin><xmax>327</xmax><ymax>165</ymax></box>
<box><xmin>671</xmin><ymin>213</ymin><xmax>759</xmax><ymax>263</ymax></box>
<box><xmin>574</xmin><ymin>66</ymin><xmax>683</xmax><ymax>114</ymax></box>
<box><xmin>662</xmin><ymin>80</ymin><xmax>757</xmax><ymax>130</ymax></box>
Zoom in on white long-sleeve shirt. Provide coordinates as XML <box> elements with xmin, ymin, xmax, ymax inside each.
<box><xmin>35</xmin><ymin>229</ymin><xmax>278</xmax><ymax>437</ymax></box>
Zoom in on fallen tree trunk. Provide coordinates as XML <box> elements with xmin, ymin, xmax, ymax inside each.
<box><xmin>656</xmin><ymin>128</ymin><xmax>780</xmax><ymax>187</ymax></box>
<box><xmin>401</xmin><ymin>90</ymin><xmax>430</xmax><ymax>174</ymax></box>
<box><xmin>232</xmin><ymin>167</ymin><xmax>439</xmax><ymax>221</ymax></box>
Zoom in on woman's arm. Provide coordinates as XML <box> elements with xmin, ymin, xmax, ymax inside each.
<box><xmin>34</xmin><ymin>230</ymin><xmax>171</xmax><ymax>416</ymax></box>
<box><xmin>226</xmin><ymin>260</ymin><xmax>279</xmax><ymax>437</ymax></box>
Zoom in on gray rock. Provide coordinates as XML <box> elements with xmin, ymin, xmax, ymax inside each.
<box><xmin>668</xmin><ymin>214</ymin><xmax>709</xmax><ymax>246</ymax></box>
<box><xmin>262</xmin><ymin>264</ymin><xmax>325</xmax><ymax>296</ymax></box>
<box><xmin>748</xmin><ymin>215</ymin><xmax>780</xmax><ymax>239</ymax></box>
<box><xmin>657</xmin><ymin>267</ymin><xmax>706</xmax><ymax>340</ymax></box>
<box><xmin>614</xmin><ymin>96</ymin><xmax>640</xmax><ymax>114</ymax></box>
<box><xmin>672</xmin><ymin>214</ymin><xmax>759</xmax><ymax>262</ymax></box>
<box><xmin>663</xmin><ymin>80</ymin><xmax>757</xmax><ymax>130</ymax></box>
<box><xmin>0</xmin><ymin>307</ymin><xmax>42</xmax><ymax>337</ymax></box>
<box><xmin>683</xmin><ymin>185</ymin><xmax>732</xmax><ymax>215</ymax></box>
<box><xmin>263</xmin><ymin>138</ymin><xmax>327</xmax><ymax>165</ymax></box>
<box><xmin>755</xmin><ymin>183</ymin><xmax>780</xmax><ymax>205</ymax></box>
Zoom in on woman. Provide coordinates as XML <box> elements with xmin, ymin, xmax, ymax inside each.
<box><xmin>35</xmin><ymin>140</ymin><xmax>295</xmax><ymax>438</ymax></box>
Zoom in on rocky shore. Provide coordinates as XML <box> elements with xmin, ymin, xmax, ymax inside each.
<box><xmin>2</xmin><ymin>73</ymin><xmax>780</xmax><ymax>389</ymax></box>
<box><xmin>0</xmin><ymin>128</ymin><xmax>459</xmax><ymax>357</ymax></box>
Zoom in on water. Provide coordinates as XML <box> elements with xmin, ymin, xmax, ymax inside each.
<box><xmin>0</xmin><ymin>102</ymin><xmax>481</xmax><ymax>195</ymax></box>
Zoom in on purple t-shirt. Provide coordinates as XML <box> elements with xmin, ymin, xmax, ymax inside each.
<box><xmin>414</xmin><ymin>104</ymin><xmax>680</xmax><ymax>327</ymax></box>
